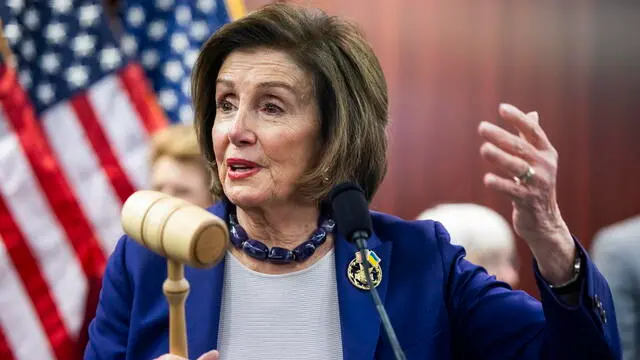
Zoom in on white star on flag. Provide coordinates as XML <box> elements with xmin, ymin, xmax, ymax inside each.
<box><xmin>100</xmin><ymin>47</ymin><xmax>122</xmax><ymax>71</ymax></box>
<box><xmin>72</xmin><ymin>34</ymin><xmax>97</xmax><ymax>58</ymax></box>
<box><xmin>36</xmin><ymin>83</ymin><xmax>55</xmax><ymax>104</ymax></box>
<box><xmin>66</xmin><ymin>65</ymin><xmax>90</xmax><ymax>88</ymax></box>
<box><xmin>45</xmin><ymin>22</ymin><xmax>67</xmax><ymax>44</ymax></box>
<box><xmin>79</xmin><ymin>5</ymin><xmax>100</xmax><ymax>28</ymax></box>
<box><xmin>41</xmin><ymin>53</ymin><xmax>61</xmax><ymax>74</ymax></box>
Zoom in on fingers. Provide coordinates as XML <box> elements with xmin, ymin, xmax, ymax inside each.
<box><xmin>520</xmin><ymin>111</ymin><xmax>539</xmax><ymax>139</ymax></box>
<box><xmin>197</xmin><ymin>350</ymin><xmax>220</xmax><ymax>360</ymax></box>
<box><xmin>483</xmin><ymin>173</ymin><xmax>529</xmax><ymax>201</ymax></box>
<box><xmin>154</xmin><ymin>355</ymin><xmax>187</xmax><ymax>360</ymax></box>
<box><xmin>480</xmin><ymin>142</ymin><xmax>531</xmax><ymax>179</ymax></box>
<box><xmin>155</xmin><ymin>350</ymin><xmax>220</xmax><ymax>360</ymax></box>
<box><xmin>478</xmin><ymin>121</ymin><xmax>539</xmax><ymax>162</ymax></box>
<box><xmin>498</xmin><ymin>103</ymin><xmax>552</xmax><ymax>150</ymax></box>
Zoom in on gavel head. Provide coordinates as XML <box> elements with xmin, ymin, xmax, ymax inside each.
<box><xmin>121</xmin><ymin>190</ymin><xmax>229</xmax><ymax>268</ymax></box>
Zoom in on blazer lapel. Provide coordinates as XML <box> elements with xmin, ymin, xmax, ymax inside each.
<box><xmin>335</xmin><ymin>231</ymin><xmax>393</xmax><ymax>360</ymax></box>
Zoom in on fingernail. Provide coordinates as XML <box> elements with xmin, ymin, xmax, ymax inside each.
<box><xmin>530</xmin><ymin>111</ymin><xmax>539</xmax><ymax>123</ymax></box>
<box><xmin>483</xmin><ymin>173</ymin><xmax>495</xmax><ymax>185</ymax></box>
<box><xmin>499</xmin><ymin>103</ymin><xmax>516</xmax><ymax>115</ymax></box>
<box><xmin>479</xmin><ymin>120</ymin><xmax>494</xmax><ymax>128</ymax></box>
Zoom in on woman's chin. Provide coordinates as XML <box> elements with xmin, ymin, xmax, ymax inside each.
<box><xmin>223</xmin><ymin>185</ymin><xmax>269</xmax><ymax>209</ymax></box>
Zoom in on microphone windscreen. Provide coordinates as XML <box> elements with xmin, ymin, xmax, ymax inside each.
<box><xmin>328</xmin><ymin>182</ymin><xmax>372</xmax><ymax>242</ymax></box>
<box><xmin>121</xmin><ymin>190</ymin><xmax>229</xmax><ymax>268</ymax></box>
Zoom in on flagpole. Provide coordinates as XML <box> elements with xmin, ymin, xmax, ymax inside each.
<box><xmin>0</xmin><ymin>19</ymin><xmax>15</xmax><ymax>67</ymax></box>
<box><xmin>225</xmin><ymin>0</ymin><xmax>248</xmax><ymax>20</ymax></box>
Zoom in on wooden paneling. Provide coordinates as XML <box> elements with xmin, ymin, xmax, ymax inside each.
<box><xmin>243</xmin><ymin>0</ymin><xmax>640</xmax><ymax>296</ymax></box>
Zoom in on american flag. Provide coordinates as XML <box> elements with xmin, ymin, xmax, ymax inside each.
<box><xmin>0</xmin><ymin>0</ymin><xmax>167</xmax><ymax>358</ymax></box>
<box><xmin>117</xmin><ymin>0</ymin><xmax>245</xmax><ymax>123</ymax></box>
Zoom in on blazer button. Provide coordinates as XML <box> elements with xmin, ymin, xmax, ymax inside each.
<box><xmin>593</xmin><ymin>295</ymin><xmax>606</xmax><ymax>324</ymax></box>
<box><xmin>593</xmin><ymin>295</ymin><xmax>602</xmax><ymax>308</ymax></box>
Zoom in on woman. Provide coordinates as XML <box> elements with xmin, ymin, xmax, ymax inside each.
<box><xmin>149</xmin><ymin>124</ymin><xmax>215</xmax><ymax>208</ymax></box>
<box><xmin>85</xmin><ymin>4</ymin><xmax>620</xmax><ymax>360</ymax></box>
<box><xmin>417</xmin><ymin>203</ymin><xmax>520</xmax><ymax>288</ymax></box>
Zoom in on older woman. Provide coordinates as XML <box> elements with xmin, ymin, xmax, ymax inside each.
<box><xmin>85</xmin><ymin>4</ymin><xmax>620</xmax><ymax>360</ymax></box>
<box><xmin>417</xmin><ymin>203</ymin><xmax>520</xmax><ymax>288</ymax></box>
<box><xmin>149</xmin><ymin>124</ymin><xmax>216</xmax><ymax>208</ymax></box>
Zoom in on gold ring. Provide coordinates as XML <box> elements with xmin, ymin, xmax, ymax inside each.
<box><xmin>514</xmin><ymin>166</ymin><xmax>535</xmax><ymax>185</ymax></box>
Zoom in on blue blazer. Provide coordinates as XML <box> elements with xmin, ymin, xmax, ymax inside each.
<box><xmin>85</xmin><ymin>202</ymin><xmax>621</xmax><ymax>359</ymax></box>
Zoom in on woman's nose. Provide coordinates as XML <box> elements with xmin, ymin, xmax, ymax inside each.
<box><xmin>227</xmin><ymin>107</ymin><xmax>257</xmax><ymax>146</ymax></box>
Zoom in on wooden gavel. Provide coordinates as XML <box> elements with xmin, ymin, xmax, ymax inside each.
<box><xmin>121</xmin><ymin>190</ymin><xmax>229</xmax><ymax>358</ymax></box>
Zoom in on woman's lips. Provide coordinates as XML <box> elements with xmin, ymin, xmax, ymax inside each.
<box><xmin>226</xmin><ymin>158</ymin><xmax>262</xmax><ymax>180</ymax></box>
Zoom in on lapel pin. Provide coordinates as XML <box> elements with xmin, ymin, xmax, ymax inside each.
<box><xmin>347</xmin><ymin>249</ymin><xmax>382</xmax><ymax>290</ymax></box>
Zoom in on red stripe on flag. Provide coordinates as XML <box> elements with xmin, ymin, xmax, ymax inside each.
<box><xmin>0</xmin><ymin>325</ymin><xmax>16</xmax><ymax>360</ymax></box>
<box><xmin>70</xmin><ymin>94</ymin><xmax>136</xmax><ymax>204</ymax></box>
<box><xmin>0</xmin><ymin>194</ymin><xmax>75</xmax><ymax>360</ymax></box>
<box><xmin>0</xmin><ymin>67</ymin><xmax>106</xmax><ymax>278</ymax></box>
<box><xmin>119</xmin><ymin>64</ymin><xmax>167</xmax><ymax>134</ymax></box>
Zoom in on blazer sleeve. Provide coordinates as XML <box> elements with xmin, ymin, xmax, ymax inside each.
<box><xmin>434</xmin><ymin>221</ymin><xmax>621</xmax><ymax>359</ymax></box>
<box><xmin>84</xmin><ymin>236</ymin><xmax>132</xmax><ymax>359</ymax></box>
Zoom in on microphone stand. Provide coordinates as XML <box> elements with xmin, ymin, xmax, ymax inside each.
<box><xmin>354</xmin><ymin>232</ymin><xmax>407</xmax><ymax>360</ymax></box>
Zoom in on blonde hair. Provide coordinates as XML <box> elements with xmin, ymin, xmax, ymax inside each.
<box><xmin>150</xmin><ymin>124</ymin><xmax>204</xmax><ymax>164</ymax></box>
<box><xmin>150</xmin><ymin>124</ymin><xmax>212</xmax><ymax>185</ymax></box>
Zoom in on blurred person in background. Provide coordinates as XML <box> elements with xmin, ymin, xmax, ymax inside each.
<box><xmin>150</xmin><ymin>124</ymin><xmax>216</xmax><ymax>208</ymax></box>
<box><xmin>417</xmin><ymin>203</ymin><xmax>520</xmax><ymax>288</ymax></box>
<box><xmin>592</xmin><ymin>215</ymin><xmax>640</xmax><ymax>360</ymax></box>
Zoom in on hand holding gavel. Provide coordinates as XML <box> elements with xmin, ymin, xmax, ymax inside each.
<box><xmin>121</xmin><ymin>190</ymin><xmax>229</xmax><ymax>359</ymax></box>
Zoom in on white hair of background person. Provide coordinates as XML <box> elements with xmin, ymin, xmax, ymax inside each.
<box><xmin>417</xmin><ymin>203</ymin><xmax>515</xmax><ymax>253</ymax></box>
<box><xmin>417</xmin><ymin>203</ymin><xmax>519</xmax><ymax>287</ymax></box>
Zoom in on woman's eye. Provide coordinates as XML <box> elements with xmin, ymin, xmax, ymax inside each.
<box><xmin>263</xmin><ymin>103</ymin><xmax>283</xmax><ymax>115</ymax></box>
<box><xmin>217</xmin><ymin>100</ymin><xmax>234</xmax><ymax>113</ymax></box>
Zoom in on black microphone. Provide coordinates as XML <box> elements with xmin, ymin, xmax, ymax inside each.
<box><xmin>329</xmin><ymin>182</ymin><xmax>406</xmax><ymax>360</ymax></box>
<box><xmin>328</xmin><ymin>182</ymin><xmax>372</xmax><ymax>250</ymax></box>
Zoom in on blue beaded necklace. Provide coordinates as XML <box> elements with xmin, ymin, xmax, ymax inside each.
<box><xmin>228</xmin><ymin>210</ymin><xmax>335</xmax><ymax>264</ymax></box>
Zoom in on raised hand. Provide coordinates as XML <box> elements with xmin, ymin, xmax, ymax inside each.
<box><xmin>478</xmin><ymin>103</ymin><xmax>576</xmax><ymax>285</ymax></box>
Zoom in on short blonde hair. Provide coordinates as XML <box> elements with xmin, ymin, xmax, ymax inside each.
<box><xmin>150</xmin><ymin>124</ymin><xmax>204</xmax><ymax>165</ymax></box>
<box><xmin>150</xmin><ymin>125</ymin><xmax>212</xmax><ymax>188</ymax></box>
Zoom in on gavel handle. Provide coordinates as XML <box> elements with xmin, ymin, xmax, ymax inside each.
<box><xmin>163</xmin><ymin>259</ymin><xmax>190</xmax><ymax>358</ymax></box>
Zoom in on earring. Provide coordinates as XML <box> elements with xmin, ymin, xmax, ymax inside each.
<box><xmin>322</xmin><ymin>169</ymin><xmax>330</xmax><ymax>183</ymax></box>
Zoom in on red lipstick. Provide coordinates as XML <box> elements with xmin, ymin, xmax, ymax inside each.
<box><xmin>226</xmin><ymin>158</ymin><xmax>262</xmax><ymax>180</ymax></box>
